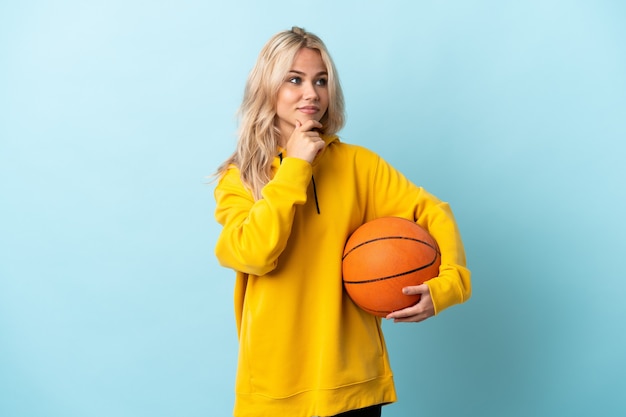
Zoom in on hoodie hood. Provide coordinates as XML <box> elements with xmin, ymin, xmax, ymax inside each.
<box><xmin>312</xmin><ymin>134</ymin><xmax>340</xmax><ymax>166</ymax></box>
<box><xmin>274</xmin><ymin>134</ymin><xmax>340</xmax><ymax>166</ymax></box>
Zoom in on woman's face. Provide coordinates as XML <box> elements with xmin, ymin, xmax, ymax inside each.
<box><xmin>275</xmin><ymin>47</ymin><xmax>329</xmax><ymax>142</ymax></box>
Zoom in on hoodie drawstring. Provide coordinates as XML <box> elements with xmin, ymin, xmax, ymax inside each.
<box><xmin>278</xmin><ymin>152</ymin><xmax>320</xmax><ymax>215</ymax></box>
<box><xmin>311</xmin><ymin>175</ymin><xmax>320</xmax><ymax>214</ymax></box>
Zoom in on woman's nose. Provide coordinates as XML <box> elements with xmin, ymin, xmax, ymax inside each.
<box><xmin>303</xmin><ymin>81</ymin><xmax>319</xmax><ymax>100</ymax></box>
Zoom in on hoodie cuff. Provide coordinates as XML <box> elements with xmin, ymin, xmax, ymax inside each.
<box><xmin>263</xmin><ymin>157</ymin><xmax>313</xmax><ymax>203</ymax></box>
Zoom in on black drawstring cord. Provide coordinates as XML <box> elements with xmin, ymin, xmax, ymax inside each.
<box><xmin>311</xmin><ymin>175</ymin><xmax>321</xmax><ymax>214</ymax></box>
<box><xmin>277</xmin><ymin>152</ymin><xmax>320</xmax><ymax>215</ymax></box>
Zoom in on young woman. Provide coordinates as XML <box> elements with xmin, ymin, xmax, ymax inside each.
<box><xmin>214</xmin><ymin>26</ymin><xmax>471</xmax><ymax>417</ymax></box>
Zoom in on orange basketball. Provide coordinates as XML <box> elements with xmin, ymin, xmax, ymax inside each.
<box><xmin>342</xmin><ymin>217</ymin><xmax>441</xmax><ymax>317</ymax></box>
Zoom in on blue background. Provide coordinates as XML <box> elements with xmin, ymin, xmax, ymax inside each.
<box><xmin>1</xmin><ymin>1</ymin><xmax>625</xmax><ymax>416</ymax></box>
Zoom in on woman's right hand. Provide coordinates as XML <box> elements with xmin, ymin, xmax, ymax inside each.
<box><xmin>285</xmin><ymin>119</ymin><xmax>325</xmax><ymax>163</ymax></box>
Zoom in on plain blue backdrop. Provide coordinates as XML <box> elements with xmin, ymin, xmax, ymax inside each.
<box><xmin>1</xmin><ymin>1</ymin><xmax>625</xmax><ymax>416</ymax></box>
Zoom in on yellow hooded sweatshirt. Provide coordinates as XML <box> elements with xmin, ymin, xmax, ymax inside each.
<box><xmin>214</xmin><ymin>135</ymin><xmax>471</xmax><ymax>417</ymax></box>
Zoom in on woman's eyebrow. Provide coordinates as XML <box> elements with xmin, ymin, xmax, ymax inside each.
<box><xmin>287</xmin><ymin>70</ymin><xmax>328</xmax><ymax>76</ymax></box>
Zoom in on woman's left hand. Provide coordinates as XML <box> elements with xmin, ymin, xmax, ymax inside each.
<box><xmin>385</xmin><ymin>284</ymin><xmax>435</xmax><ymax>323</ymax></box>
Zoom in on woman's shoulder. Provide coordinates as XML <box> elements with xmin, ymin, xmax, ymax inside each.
<box><xmin>214</xmin><ymin>163</ymin><xmax>244</xmax><ymax>190</ymax></box>
<box><xmin>328</xmin><ymin>137</ymin><xmax>381</xmax><ymax>160</ymax></box>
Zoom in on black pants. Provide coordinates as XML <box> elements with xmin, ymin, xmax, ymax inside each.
<box><xmin>332</xmin><ymin>404</ymin><xmax>382</xmax><ymax>417</ymax></box>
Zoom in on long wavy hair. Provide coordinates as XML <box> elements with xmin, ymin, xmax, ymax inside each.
<box><xmin>215</xmin><ymin>26</ymin><xmax>345</xmax><ymax>200</ymax></box>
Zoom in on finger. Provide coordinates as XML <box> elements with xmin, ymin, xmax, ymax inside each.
<box><xmin>386</xmin><ymin>303</ymin><xmax>429</xmax><ymax>322</ymax></box>
<box><xmin>386</xmin><ymin>289</ymin><xmax>433</xmax><ymax>322</ymax></box>
<box><xmin>386</xmin><ymin>305</ymin><xmax>419</xmax><ymax>320</ymax></box>
<box><xmin>401</xmin><ymin>283</ymin><xmax>429</xmax><ymax>296</ymax></box>
<box><xmin>299</xmin><ymin>119</ymin><xmax>323</xmax><ymax>132</ymax></box>
<box><xmin>392</xmin><ymin>314</ymin><xmax>428</xmax><ymax>323</ymax></box>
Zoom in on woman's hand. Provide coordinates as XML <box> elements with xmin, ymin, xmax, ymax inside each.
<box><xmin>285</xmin><ymin>119</ymin><xmax>325</xmax><ymax>163</ymax></box>
<box><xmin>386</xmin><ymin>284</ymin><xmax>435</xmax><ymax>323</ymax></box>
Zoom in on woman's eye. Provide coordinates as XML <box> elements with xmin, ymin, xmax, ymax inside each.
<box><xmin>288</xmin><ymin>77</ymin><xmax>301</xmax><ymax>84</ymax></box>
<box><xmin>316</xmin><ymin>78</ymin><xmax>328</xmax><ymax>86</ymax></box>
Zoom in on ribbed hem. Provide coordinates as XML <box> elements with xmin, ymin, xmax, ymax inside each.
<box><xmin>233</xmin><ymin>375</ymin><xmax>396</xmax><ymax>417</ymax></box>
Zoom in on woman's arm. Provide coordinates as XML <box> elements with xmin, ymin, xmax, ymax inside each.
<box><xmin>214</xmin><ymin>157</ymin><xmax>312</xmax><ymax>276</ymax></box>
<box><xmin>365</xmin><ymin>152</ymin><xmax>472</xmax><ymax>317</ymax></box>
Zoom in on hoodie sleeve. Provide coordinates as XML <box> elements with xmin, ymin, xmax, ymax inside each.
<box><xmin>366</xmin><ymin>151</ymin><xmax>472</xmax><ymax>314</ymax></box>
<box><xmin>214</xmin><ymin>158</ymin><xmax>312</xmax><ymax>276</ymax></box>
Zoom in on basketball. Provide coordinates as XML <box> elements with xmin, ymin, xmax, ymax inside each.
<box><xmin>342</xmin><ymin>217</ymin><xmax>441</xmax><ymax>317</ymax></box>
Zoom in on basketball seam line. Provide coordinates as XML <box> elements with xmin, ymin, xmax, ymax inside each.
<box><xmin>342</xmin><ymin>236</ymin><xmax>440</xmax><ymax>260</ymax></box>
<box><xmin>343</xmin><ymin>253</ymin><xmax>440</xmax><ymax>284</ymax></box>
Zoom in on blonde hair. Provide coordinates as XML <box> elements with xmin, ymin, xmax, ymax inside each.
<box><xmin>216</xmin><ymin>26</ymin><xmax>345</xmax><ymax>200</ymax></box>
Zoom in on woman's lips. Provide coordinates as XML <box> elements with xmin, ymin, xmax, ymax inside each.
<box><xmin>298</xmin><ymin>106</ymin><xmax>319</xmax><ymax>115</ymax></box>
